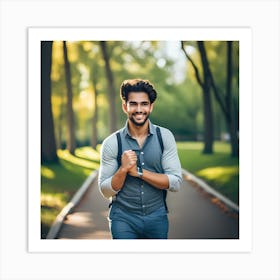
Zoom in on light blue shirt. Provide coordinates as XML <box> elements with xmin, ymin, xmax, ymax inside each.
<box><xmin>98</xmin><ymin>120</ymin><xmax>182</xmax><ymax>215</ymax></box>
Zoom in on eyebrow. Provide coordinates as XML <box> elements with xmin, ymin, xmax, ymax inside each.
<box><xmin>128</xmin><ymin>101</ymin><xmax>150</xmax><ymax>104</ymax></box>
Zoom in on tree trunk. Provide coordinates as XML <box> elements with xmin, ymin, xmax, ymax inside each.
<box><xmin>91</xmin><ymin>72</ymin><xmax>98</xmax><ymax>149</ymax></box>
<box><xmin>202</xmin><ymin>84</ymin><xmax>213</xmax><ymax>154</ymax></box>
<box><xmin>181</xmin><ymin>41</ymin><xmax>239</xmax><ymax>157</ymax></box>
<box><xmin>41</xmin><ymin>41</ymin><xmax>58</xmax><ymax>163</ymax></box>
<box><xmin>100</xmin><ymin>41</ymin><xmax>117</xmax><ymax>133</ymax></box>
<box><xmin>57</xmin><ymin>102</ymin><xmax>64</xmax><ymax>149</ymax></box>
<box><xmin>63</xmin><ymin>41</ymin><xmax>76</xmax><ymax>154</ymax></box>
<box><xmin>197</xmin><ymin>41</ymin><xmax>214</xmax><ymax>154</ymax></box>
<box><xmin>226</xmin><ymin>41</ymin><xmax>239</xmax><ymax>157</ymax></box>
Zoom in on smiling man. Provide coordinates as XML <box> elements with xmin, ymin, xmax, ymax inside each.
<box><xmin>98</xmin><ymin>79</ymin><xmax>182</xmax><ymax>239</ymax></box>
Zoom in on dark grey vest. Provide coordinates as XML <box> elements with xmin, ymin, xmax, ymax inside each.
<box><xmin>112</xmin><ymin>125</ymin><xmax>167</xmax><ymax>215</ymax></box>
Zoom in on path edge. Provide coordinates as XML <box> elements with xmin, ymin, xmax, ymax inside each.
<box><xmin>46</xmin><ymin>168</ymin><xmax>238</xmax><ymax>239</ymax></box>
<box><xmin>182</xmin><ymin>168</ymin><xmax>239</xmax><ymax>212</ymax></box>
<box><xmin>46</xmin><ymin>169</ymin><xmax>99</xmax><ymax>239</ymax></box>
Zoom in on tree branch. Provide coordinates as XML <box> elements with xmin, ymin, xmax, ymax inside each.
<box><xmin>208</xmin><ymin>65</ymin><xmax>230</xmax><ymax>120</ymax></box>
<box><xmin>180</xmin><ymin>41</ymin><xmax>203</xmax><ymax>87</ymax></box>
<box><xmin>197</xmin><ymin>41</ymin><xmax>229</xmax><ymax>120</ymax></box>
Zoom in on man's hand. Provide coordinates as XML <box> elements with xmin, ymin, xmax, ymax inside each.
<box><xmin>121</xmin><ymin>150</ymin><xmax>137</xmax><ymax>173</ymax></box>
<box><xmin>113</xmin><ymin>149</ymin><xmax>169</xmax><ymax>190</ymax></box>
<box><xmin>111</xmin><ymin>150</ymin><xmax>137</xmax><ymax>191</ymax></box>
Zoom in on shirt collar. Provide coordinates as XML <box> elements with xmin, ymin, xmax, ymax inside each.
<box><xmin>123</xmin><ymin>119</ymin><xmax>155</xmax><ymax>137</ymax></box>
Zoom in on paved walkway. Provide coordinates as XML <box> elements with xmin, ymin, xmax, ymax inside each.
<box><xmin>56</xmin><ymin>174</ymin><xmax>239</xmax><ymax>239</ymax></box>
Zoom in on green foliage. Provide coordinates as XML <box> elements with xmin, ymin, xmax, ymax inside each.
<box><xmin>177</xmin><ymin>141</ymin><xmax>239</xmax><ymax>204</ymax></box>
<box><xmin>152</xmin><ymin>78</ymin><xmax>203</xmax><ymax>139</ymax></box>
<box><xmin>50</xmin><ymin>40</ymin><xmax>239</xmax><ymax>145</ymax></box>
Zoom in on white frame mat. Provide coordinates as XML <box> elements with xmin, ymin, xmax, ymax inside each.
<box><xmin>28</xmin><ymin>27</ymin><xmax>252</xmax><ymax>253</ymax></box>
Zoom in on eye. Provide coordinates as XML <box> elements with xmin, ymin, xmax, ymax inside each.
<box><xmin>141</xmin><ymin>102</ymin><xmax>150</xmax><ymax>106</ymax></box>
<box><xmin>127</xmin><ymin>101</ymin><xmax>150</xmax><ymax>107</ymax></box>
<box><xmin>128</xmin><ymin>102</ymin><xmax>137</xmax><ymax>107</ymax></box>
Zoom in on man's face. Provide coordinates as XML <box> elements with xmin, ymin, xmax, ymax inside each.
<box><xmin>122</xmin><ymin>92</ymin><xmax>154</xmax><ymax>127</ymax></box>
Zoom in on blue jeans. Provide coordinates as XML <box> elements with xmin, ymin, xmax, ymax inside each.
<box><xmin>108</xmin><ymin>205</ymin><xmax>169</xmax><ymax>239</ymax></box>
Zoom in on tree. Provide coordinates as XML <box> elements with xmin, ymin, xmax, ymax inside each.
<box><xmin>100</xmin><ymin>41</ymin><xmax>117</xmax><ymax>133</ymax></box>
<box><xmin>181</xmin><ymin>41</ymin><xmax>214</xmax><ymax>154</ymax></box>
<box><xmin>204</xmin><ymin>41</ymin><xmax>239</xmax><ymax>157</ymax></box>
<box><xmin>197</xmin><ymin>41</ymin><xmax>214</xmax><ymax>153</ymax></box>
<box><xmin>91</xmin><ymin>69</ymin><xmax>98</xmax><ymax>148</ymax></box>
<box><xmin>41</xmin><ymin>41</ymin><xmax>58</xmax><ymax>163</ymax></box>
<box><xmin>63</xmin><ymin>41</ymin><xmax>76</xmax><ymax>154</ymax></box>
<box><xmin>215</xmin><ymin>41</ymin><xmax>238</xmax><ymax>157</ymax></box>
<box><xmin>79</xmin><ymin>42</ymin><xmax>100</xmax><ymax>148</ymax></box>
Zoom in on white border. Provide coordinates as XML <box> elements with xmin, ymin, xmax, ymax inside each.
<box><xmin>1</xmin><ymin>1</ymin><xmax>279</xmax><ymax>279</ymax></box>
<box><xmin>28</xmin><ymin>27</ymin><xmax>252</xmax><ymax>253</ymax></box>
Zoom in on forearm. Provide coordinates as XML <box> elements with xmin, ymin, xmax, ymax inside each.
<box><xmin>111</xmin><ymin>149</ymin><xmax>138</xmax><ymax>191</ymax></box>
<box><xmin>111</xmin><ymin>166</ymin><xmax>128</xmax><ymax>191</ymax></box>
<box><xmin>141</xmin><ymin>169</ymin><xmax>169</xmax><ymax>190</ymax></box>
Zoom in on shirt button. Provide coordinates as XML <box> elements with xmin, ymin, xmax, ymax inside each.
<box><xmin>142</xmin><ymin>162</ymin><xmax>145</xmax><ymax>166</ymax></box>
<box><xmin>141</xmin><ymin>152</ymin><xmax>144</xmax><ymax>155</ymax></box>
<box><xmin>141</xmin><ymin>192</ymin><xmax>144</xmax><ymax>195</ymax></box>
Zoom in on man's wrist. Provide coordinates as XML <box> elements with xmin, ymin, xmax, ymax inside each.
<box><xmin>120</xmin><ymin>166</ymin><xmax>129</xmax><ymax>174</ymax></box>
<box><xmin>137</xmin><ymin>166</ymin><xmax>143</xmax><ymax>178</ymax></box>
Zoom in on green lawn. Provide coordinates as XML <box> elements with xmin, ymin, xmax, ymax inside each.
<box><xmin>41</xmin><ymin>147</ymin><xmax>100</xmax><ymax>238</ymax></box>
<box><xmin>177</xmin><ymin>141</ymin><xmax>239</xmax><ymax>205</ymax></box>
<box><xmin>41</xmin><ymin>141</ymin><xmax>239</xmax><ymax>238</ymax></box>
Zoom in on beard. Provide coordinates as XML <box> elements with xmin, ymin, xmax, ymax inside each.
<box><xmin>129</xmin><ymin>112</ymin><xmax>150</xmax><ymax>126</ymax></box>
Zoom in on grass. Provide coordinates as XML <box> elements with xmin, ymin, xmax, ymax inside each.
<box><xmin>177</xmin><ymin>141</ymin><xmax>239</xmax><ymax>205</ymax></box>
<box><xmin>41</xmin><ymin>147</ymin><xmax>100</xmax><ymax>238</ymax></box>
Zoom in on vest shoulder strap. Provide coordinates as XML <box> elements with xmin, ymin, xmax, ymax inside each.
<box><xmin>155</xmin><ymin>127</ymin><xmax>168</xmax><ymax>212</ymax></box>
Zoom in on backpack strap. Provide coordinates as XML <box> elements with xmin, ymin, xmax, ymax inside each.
<box><xmin>156</xmin><ymin>126</ymin><xmax>164</xmax><ymax>153</ymax></box>
<box><xmin>156</xmin><ymin>127</ymin><xmax>169</xmax><ymax>213</ymax></box>
<box><xmin>108</xmin><ymin>132</ymin><xmax>122</xmax><ymax>208</ymax></box>
<box><xmin>116</xmin><ymin>131</ymin><xmax>122</xmax><ymax>167</ymax></box>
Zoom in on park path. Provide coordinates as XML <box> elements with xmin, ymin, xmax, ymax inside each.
<box><xmin>55</xmin><ymin>172</ymin><xmax>239</xmax><ymax>239</ymax></box>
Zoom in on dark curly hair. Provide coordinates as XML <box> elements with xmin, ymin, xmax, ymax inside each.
<box><xmin>120</xmin><ymin>79</ymin><xmax>157</xmax><ymax>104</ymax></box>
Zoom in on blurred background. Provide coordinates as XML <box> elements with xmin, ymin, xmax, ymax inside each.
<box><xmin>41</xmin><ymin>40</ymin><xmax>239</xmax><ymax>238</ymax></box>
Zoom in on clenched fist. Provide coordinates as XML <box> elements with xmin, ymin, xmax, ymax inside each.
<box><xmin>121</xmin><ymin>150</ymin><xmax>137</xmax><ymax>172</ymax></box>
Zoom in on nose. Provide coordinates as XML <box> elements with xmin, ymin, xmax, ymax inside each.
<box><xmin>136</xmin><ymin>104</ymin><xmax>143</xmax><ymax>112</ymax></box>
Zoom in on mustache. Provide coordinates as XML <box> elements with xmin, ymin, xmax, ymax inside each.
<box><xmin>132</xmin><ymin>112</ymin><xmax>147</xmax><ymax>115</ymax></box>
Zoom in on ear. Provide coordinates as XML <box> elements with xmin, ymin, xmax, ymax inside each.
<box><xmin>150</xmin><ymin>102</ymin><xmax>154</xmax><ymax>113</ymax></box>
<box><xmin>122</xmin><ymin>102</ymin><xmax>127</xmax><ymax>113</ymax></box>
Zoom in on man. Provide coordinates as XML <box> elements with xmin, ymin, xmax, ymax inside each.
<box><xmin>98</xmin><ymin>79</ymin><xmax>182</xmax><ymax>239</ymax></box>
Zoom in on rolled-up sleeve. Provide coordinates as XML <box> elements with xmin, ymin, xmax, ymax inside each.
<box><xmin>98</xmin><ymin>135</ymin><xmax>120</xmax><ymax>199</ymax></box>
<box><xmin>160</xmin><ymin>128</ymin><xmax>183</xmax><ymax>192</ymax></box>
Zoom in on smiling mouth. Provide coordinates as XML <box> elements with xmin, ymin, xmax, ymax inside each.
<box><xmin>133</xmin><ymin>113</ymin><xmax>146</xmax><ymax>119</ymax></box>
<box><xmin>130</xmin><ymin>112</ymin><xmax>149</xmax><ymax>126</ymax></box>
